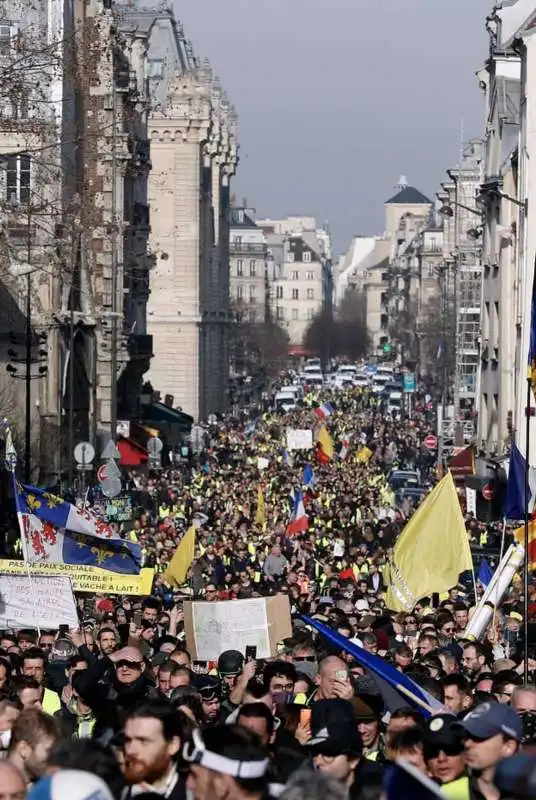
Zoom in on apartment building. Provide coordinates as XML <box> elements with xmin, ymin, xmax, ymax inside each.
<box><xmin>229</xmin><ymin>207</ymin><xmax>268</xmax><ymax>323</ymax></box>
<box><xmin>0</xmin><ymin>0</ymin><xmax>155</xmax><ymax>477</ymax></box>
<box><xmin>256</xmin><ymin>216</ymin><xmax>331</xmax><ymax>347</ymax></box>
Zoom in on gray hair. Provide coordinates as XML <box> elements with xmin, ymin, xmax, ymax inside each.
<box><xmin>279</xmin><ymin>768</ymin><xmax>349</xmax><ymax>800</ymax></box>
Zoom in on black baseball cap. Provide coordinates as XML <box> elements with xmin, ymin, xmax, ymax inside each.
<box><xmin>423</xmin><ymin>714</ymin><xmax>465</xmax><ymax>755</ymax></box>
<box><xmin>307</xmin><ymin>699</ymin><xmax>362</xmax><ymax>757</ymax></box>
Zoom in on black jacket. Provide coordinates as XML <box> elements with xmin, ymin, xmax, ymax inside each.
<box><xmin>350</xmin><ymin>758</ymin><xmax>384</xmax><ymax>800</ymax></box>
<box><xmin>72</xmin><ymin>656</ymin><xmax>159</xmax><ymax>739</ymax></box>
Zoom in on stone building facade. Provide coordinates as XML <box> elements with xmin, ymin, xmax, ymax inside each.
<box><xmin>146</xmin><ymin>63</ymin><xmax>238</xmax><ymax>421</ymax></box>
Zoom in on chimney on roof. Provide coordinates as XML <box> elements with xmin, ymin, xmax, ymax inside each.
<box><xmin>242</xmin><ymin>197</ymin><xmax>248</xmax><ymax>209</ymax></box>
<box><xmin>230</xmin><ymin>193</ymin><xmax>236</xmax><ymax>207</ymax></box>
<box><xmin>396</xmin><ymin>175</ymin><xmax>408</xmax><ymax>190</ymax></box>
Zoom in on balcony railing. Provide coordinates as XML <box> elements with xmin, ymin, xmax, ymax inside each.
<box><xmin>230</xmin><ymin>242</ymin><xmax>266</xmax><ymax>255</ymax></box>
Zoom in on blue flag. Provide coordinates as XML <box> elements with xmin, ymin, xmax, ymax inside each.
<box><xmin>478</xmin><ymin>558</ymin><xmax>493</xmax><ymax>588</ymax></box>
<box><xmin>303</xmin><ymin>464</ymin><xmax>315</xmax><ymax>488</ymax></box>
<box><xmin>15</xmin><ymin>480</ymin><xmax>141</xmax><ymax>574</ymax></box>
<box><xmin>302</xmin><ymin>615</ymin><xmax>443</xmax><ymax>717</ymax></box>
<box><xmin>504</xmin><ymin>443</ymin><xmax>536</xmax><ymax>520</ymax></box>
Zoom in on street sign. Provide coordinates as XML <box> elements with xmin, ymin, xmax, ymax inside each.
<box><xmin>73</xmin><ymin>441</ymin><xmax>95</xmax><ymax>466</ymax></box>
<box><xmin>97</xmin><ymin>459</ymin><xmax>121</xmax><ymax>482</ymax></box>
<box><xmin>383</xmin><ymin>344</ymin><xmax>392</xmax><ymax>354</ymax></box>
<box><xmin>101</xmin><ymin>476</ymin><xmax>122</xmax><ymax>498</ymax></box>
<box><xmin>101</xmin><ymin>440</ymin><xmax>120</xmax><ymax>460</ymax></box>
<box><xmin>403</xmin><ymin>373</ymin><xmax>416</xmax><ymax>393</ymax></box>
<box><xmin>423</xmin><ymin>434</ymin><xmax>438</xmax><ymax>450</ymax></box>
<box><xmin>147</xmin><ymin>436</ymin><xmax>163</xmax><ymax>456</ymax></box>
<box><xmin>482</xmin><ymin>483</ymin><xmax>495</xmax><ymax>501</ymax></box>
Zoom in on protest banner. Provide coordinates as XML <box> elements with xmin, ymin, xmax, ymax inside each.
<box><xmin>0</xmin><ymin>560</ymin><xmax>154</xmax><ymax>595</ymax></box>
<box><xmin>0</xmin><ymin>574</ymin><xmax>78</xmax><ymax>629</ymax></box>
<box><xmin>184</xmin><ymin>595</ymin><xmax>292</xmax><ymax>660</ymax></box>
<box><xmin>286</xmin><ymin>429</ymin><xmax>313</xmax><ymax>451</ymax></box>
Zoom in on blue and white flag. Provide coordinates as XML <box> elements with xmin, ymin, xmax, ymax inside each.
<box><xmin>302</xmin><ymin>615</ymin><xmax>443</xmax><ymax>717</ymax></box>
<box><xmin>14</xmin><ymin>480</ymin><xmax>141</xmax><ymax>574</ymax></box>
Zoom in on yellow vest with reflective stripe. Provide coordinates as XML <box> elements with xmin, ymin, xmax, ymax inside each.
<box><xmin>43</xmin><ymin>687</ymin><xmax>61</xmax><ymax>716</ymax></box>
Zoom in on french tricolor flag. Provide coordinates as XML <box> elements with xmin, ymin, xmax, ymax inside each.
<box><xmin>315</xmin><ymin>402</ymin><xmax>334</xmax><ymax>421</ymax></box>
<box><xmin>287</xmin><ymin>489</ymin><xmax>308</xmax><ymax>535</ymax></box>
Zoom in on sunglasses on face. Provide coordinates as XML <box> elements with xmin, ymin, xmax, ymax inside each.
<box><xmin>293</xmin><ymin>655</ymin><xmax>316</xmax><ymax>662</ymax></box>
<box><xmin>424</xmin><ymin>743</ymin><xmax>465</xmax><ymax>759</ymax></box>
<box><xmin>116</xmin><ymin>660</ymin><xmax>142</xmax><ymax>670</ymax></box>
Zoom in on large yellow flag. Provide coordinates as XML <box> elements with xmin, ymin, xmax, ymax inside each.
<box><xmin>163</xmin><ymin>526</ymin><xmax>195</xmax><ymax>587</ymax></box>
<box><xmin>255</xmin><ymin>486</ymin><xmax>266</xmax><ymax>527</ymax></box>
<box><xmin>385</xmin><ymin>472</ymin><xmax>473</xmax><ymax>612</ymax></box>
<box><xmin>317</xmin><ymin>426</ymin><xmax>334</xmax><ymax>460</ymax></box>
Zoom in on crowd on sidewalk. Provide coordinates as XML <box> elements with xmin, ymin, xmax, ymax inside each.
<box><xmin>0</xmin><ymin>386</ymin><xmax>535</xmax><ymax>800</ymax></box>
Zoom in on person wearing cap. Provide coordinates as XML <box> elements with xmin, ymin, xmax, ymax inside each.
<box><xmin>461</xmin><ymin>702</ymin><xmax>522</xmax><ymax>800</ymax></box>
<box><xmin>306</xmin><ymin>699</ymin><xmax>383</xmax><ymax>800</ymax></box>
<box><xmin>354</xmin><ymin>694</ymin><xmax>384</xmax><ymax>762</ymax></box>
<box><xmin>193</xmin><ymin>676</ymin><xmax>222</xmax><ymax>727</ymax></box>
<box><xmin>423</xmin><ymin>713</ymin><xmax>469</xmax><ymax>800</ymax></box>
<box><xmin>72</xmin><ymin>645</ymin><xmax>158</xmax><ymax>740</ymax></box>
<box><xmin>184</xmin><ymin>724</ymin><xmax>269</xmax><ymax>800</ymax></box>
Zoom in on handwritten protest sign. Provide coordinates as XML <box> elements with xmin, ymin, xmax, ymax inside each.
<box><xmin>286</xmin><ymin>429</ymin><xmax>313</xmax><ymax>451</ymax></box>
<box><xmin>184</xmin><ymin>595</ymin><xmax>292</xmax><ymax>660</ymax></box>
<box><xmin>0</xmin><ymin>574</ymin><xmax>78</xmax><ymax>628</ymax></box>
<box><xmin>0</xmin><ymin>561</ymin><xmax>154</xmax><ymax>595</ymax></box>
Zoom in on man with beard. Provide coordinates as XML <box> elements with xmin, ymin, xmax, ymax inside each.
<box><xmin>123</xmin><ymin>702</ymin><xmax>185</xmax><ymax>800</ymax></box>
<box><xmin>97</xmin><ymin>628</ymin><xmax>118</xmax><ymax>657</ymax></box>
<box><xmin>73</xmin><ymin>645</ymin><xmax>159</xmax><ymax>741</ymax></box>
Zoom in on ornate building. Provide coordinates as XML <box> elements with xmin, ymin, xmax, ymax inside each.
<box><xmin>147</xmin><ymin>60</ymin><xmax>238</xmax><ymax>421</ymax></box>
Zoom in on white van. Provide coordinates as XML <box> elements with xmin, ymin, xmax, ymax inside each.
<box><xmin>274</xmin><ymin>391</ymin><xmax>297</xmax><ymax>412</ymax></box>
<box><xmin>387</xmin><ymin>391</ymin><xmax>403</xmax><ymax>416</ymax></box>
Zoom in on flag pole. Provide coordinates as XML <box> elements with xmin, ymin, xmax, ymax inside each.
<box><xmin>524</xmin><ymin>377</ymin><xmax>531</xmax><ymax>684</ymax></box>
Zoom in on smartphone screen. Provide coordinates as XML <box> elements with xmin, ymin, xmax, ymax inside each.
<box><xmin>133</xmin><ymin>612</ymin><xmax>142</xmax><ymax>628</ymax></box>
<box><xmin>335</xmin><ymin>669</ymin><xmax>348</xmax><ymax>681</ymax></box>
<box><xmin>245</xmin><ymin>645</ymin><xmax>257</xmax><ymax>661</ymax></box>
<box><xmin>300</xmin><ymin>708</ymin><xmax>312</xmax><ymax>726</ymax></box>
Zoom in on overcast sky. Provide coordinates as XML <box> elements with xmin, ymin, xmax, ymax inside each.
<box><xmin>176</xmin><ymin>0</ymin><xmax>491</xmax><ymax>254</ymax></box>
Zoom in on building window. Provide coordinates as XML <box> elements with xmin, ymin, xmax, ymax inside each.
<box><xmin>306</xmin><ymin>270</ymin><xmax>314</xmax><ymax>280</ymax></box>
<box><xmin>276</xmin><ymin>286</ymin><xmax>283</xmax><ymax>299</ymax></box>
<box><xmin>292</xmin><ymin>308</ymin><xmax>299</xmax><ymax>320</ymax></box>
<box><xmin>276</xmin><ymin>306</ymin><xmax>284</xmax><ymax>320</ymax></box>
<box><xmin>303</xmin><ymin>251</ymin><xmax>311</xmax><ymax>263</ymax></box>
<box><xmin>237</xmin><ymin>285</ymin><xmax>243</xmax><ymax>299</ymax></box>
<box><xmin>147</xmin><ymin>59</ymin><xmax>164</xmax><ymax>79</ymax></box>
<box><xmin>6</xmin><ymin>154</ymin><xmax>31</xmax><ymax>204</ymax></box>
<box><xmin>0</xmin><ymin>24</ymin><xmax>12</xmax><ymax>56</ymax></box>
<box><xmin>307</xmin><ymin>308</ymin><xmax>314</xmax><ymax>320</ymax></box>
<box><xmin>234</xmin><ymin>235</ymin><xmax>242</xmax><ymax>246</ymax></box>
<box><xmin>287</xmin><ymin>252</ymin><xmax>294</xmax><ymax>262</ymax></box>
<box><xmin>249</xmin><ymin>259</ymin><xmax>256</xmax><ymax>276</ymax></box>
<box><xmin>428</xmin><ymin>263</ymin><xmax>435</xmax><ymax>278</ymax></box>
<box><xmin>292</xmin><ymin>288</ymin><xmax>299</xmax><ymax>300</ymax></box>
<box><xmin>249</xmin><ymin>284</ymin><xmax>256</xmax><ymax>299</ymax></box>
<box><xmin>237</xmin><ymin>259</ymin><xmax>244</xmax><ymax>276</ymax></box>
<box><xmin>249</xmin><ymin>310</ymin><xmax>257</xmax><ymax>323</ymax></box>
<box><xmin>306</xmin><ymin>288</ymin><xmax>314</xmax><ymax>300</ymax></box>
<box><xmin>291</xmin><ymin>270</ymin><xmax>299</xmax><ymax>280</ymax></box>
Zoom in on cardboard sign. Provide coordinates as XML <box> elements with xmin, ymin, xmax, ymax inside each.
<box><xmin>0</xmin><ymin>574</ymin><xmax>78</xmax><ymax>628</ymax></box>
<box><xmin>286</xmin><ymin>429</ymin><xmax>313</xmax><ymax>451</ymax></box>
<box><xmin>0</xmin><ymin>560</ymin><xmax>154</xmax><ymax>595</ymax></box>
<box><xmin>184</xmin><ymin>595</ymin><xmax>292</xmax><ymax>660</ymax></box>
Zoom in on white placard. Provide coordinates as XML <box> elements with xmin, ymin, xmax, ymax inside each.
<box><xmin>286</xmin><ymin>429</ymin><xmax>313</xmax><ymax>451</ymax></box>
<box><xmin>0</xmin><ymin>574</ymin><xmax>78</xmax><ymax>629</ymax></box>
<box><xmin>465</xmin><ymin>486</ymin><xmax>477</xmax><ymax>516</ymax></box>
<box><xmin>191</xmin><ymin>598</ymin><xmax>271</xmax><ymax>659</ymax></box>
<box><xmin>257</xmin><ymin>457</ymin><xmax>270</xmax><ymax>471</ymax></box>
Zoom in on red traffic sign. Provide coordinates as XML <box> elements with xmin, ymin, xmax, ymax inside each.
<box><xmin>423</xmin><ymin>434</ymin><xmax>438</xmax><ymax>450</ymax></box>
<box><xmin>482</xmin><ymin>483</ymin><xmax>495</xmax><ymax>501</ymax></box>
<box><xmin>96</xmin><ymin>464</ymin><xmax>107</xmax><ymax>482</ymax></box>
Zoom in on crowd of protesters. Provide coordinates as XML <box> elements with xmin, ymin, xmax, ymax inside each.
<box><xmin>0</xmin><ymin>383</ymin><xmax>535</xmax><ymax>799</ymax></box>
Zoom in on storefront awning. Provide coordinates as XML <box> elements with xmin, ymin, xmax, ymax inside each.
<box><xmin>141</xmin><ymin>402</ymin><xmax>193</xmax><ymax>432</ymax></box>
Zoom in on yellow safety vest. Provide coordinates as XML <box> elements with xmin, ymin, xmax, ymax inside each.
<box><xmin>43</xmin><ymin>687</ymin><xmax>61</xmax><ymax>716</ymax></box>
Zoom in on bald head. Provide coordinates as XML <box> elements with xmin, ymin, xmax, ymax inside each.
<box><xmin>0</xmin><ymin>761</ymin><xmax>25</xmax><ymax>800</ymax></box>
<box><xmin>315</xmin><ymin>655</ymin><xmax>350</xmax><ymax>700</ymax></box>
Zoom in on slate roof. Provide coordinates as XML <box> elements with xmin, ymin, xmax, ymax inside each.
<box><xmin>229</xmin><ymin>209</ymin><xmax>257</xmax><ymax>228</ymax></box>
<box><xmin>385</xmin><ymin>186</ymin><xmax>432</xmax><ymax>205</ymax></box>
